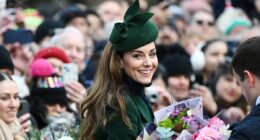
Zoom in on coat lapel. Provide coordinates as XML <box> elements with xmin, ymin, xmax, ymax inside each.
<box><xmin>129</xmin><ymin>94</ymin><xmax>153</xmax><ymax>123</ymax></box>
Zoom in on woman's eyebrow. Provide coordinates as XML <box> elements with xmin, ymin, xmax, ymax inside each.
<box><xmin>150</xmin><ymin>48</ymin><xmax>156</xmax><ymax>52</ymax></box>
<box><xmin>131</xmin><ymin>50</ymin><xmax>143</xmax><ymax>53</ymax></box>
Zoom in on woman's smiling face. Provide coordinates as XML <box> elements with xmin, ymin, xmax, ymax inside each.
<box><xmin>0</xmin><ymin>80</ymin><xmax>20</xmax><ymax>124</ymax></box>
<box><xmin>216</xmin><ymin>74</ymin><xmax>242</xmax><ymax>104</ymax></box>
<box><xmin>121</xmin><ymin>42</ymin><xmax>158</xmax><ymax>84</ymax></box>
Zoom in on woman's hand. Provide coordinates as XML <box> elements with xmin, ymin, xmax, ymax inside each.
<box><xmin>18</xmin><ymin>113</ymin><xmax>31</xmax><ymax>133</ymax></box>
<box><xmin>148</xmin><ymin>86</ymin><xmax>176</xmax><ymax>112</ymax></box>
<box><xmin>156</xmin><ymin>86</ymin><xmax>175</xmax><ymax>106</ymax></box>
<box><xmin>190</xmin><ymin>85</ymin><xmax>218</xmax><ymax>115</ymax></box>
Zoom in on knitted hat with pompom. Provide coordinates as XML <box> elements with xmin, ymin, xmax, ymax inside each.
<box><xmin>29</xmin><ymin>58</ymin><xmax>54</xmax><ymax>77</ymax></box>
<box><xmin>29</xmin><ymin>59</ymin><xmax>68</xmax><ymax>106</ymax></box>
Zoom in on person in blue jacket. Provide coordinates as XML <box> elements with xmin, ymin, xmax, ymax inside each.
<box><xmin>229</xmin><ymin>36</ymin><xmax>260</xmax><ymax>139</ymax></box>
<box><xmin>80</xmin><ymin>0</ymin><xmax>158</xmax><ymax>139</ymax></box>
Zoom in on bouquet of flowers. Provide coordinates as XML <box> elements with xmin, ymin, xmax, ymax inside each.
<box><xmin>138</xmin><ymin>97</ymin><xmax>231</xmax><ymax>140</ymax></box>
<box><xmin>138</xmin><ymin>97</ymin><xmax>206</xmax><ymax>140</ymax></box>
<box><xmin>158</xmin><ymin>103</ymin><xmax>203</xmax><ymax>134</ymax></box>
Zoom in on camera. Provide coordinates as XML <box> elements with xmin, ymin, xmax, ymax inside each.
<box><xmin>145</xmin><ymin>87</ymin><xmax>159</xmax><ymax>104</ymax></box>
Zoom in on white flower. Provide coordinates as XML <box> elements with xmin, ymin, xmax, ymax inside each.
<box><xmin>219</xmin><ymin>124</ymin><xmax>232</xmax><ymax>138</ymax></box>
<box><xmin>57</xmin><ymin>136</ymin><xmax>73</xmax><ymax>140</ymax></box>
<box><xmin>187</xmin><ymin>109</ymin><xmax>193</xmax><ymax>117</ymax></box>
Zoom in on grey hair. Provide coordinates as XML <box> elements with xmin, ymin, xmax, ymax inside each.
<box><xmin>50</xmin><ymin>26</ymin><xmax>85</xmax><ymax>47</ymax></box>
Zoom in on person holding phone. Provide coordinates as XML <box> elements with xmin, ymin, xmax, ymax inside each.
<box><xmin>80</xmin><ymin>0</ymin><xmax>158</xmax><ymax>139</ymax></box>
<box><xmin>27</xmin><ymin>58</ymin><xmax>76</xmax><ymax>130</ymax></box>
<box><xmin>0</xmin><ymin>45</ymin><xmax>31</xmax><ymax>134</ymax></box>
<box><xmin>0</xmin><ymin>73</ymin><xmax>26</xmax><ymax>140</ymax></box>
<box><xmin>34</xmin><ymin>46</ymin><xmax>86</xmax><ymax>111</ymax></box>
<box><xmin>162</xmin><ymin>53</ymin><xmax>193</xmax><ymax>101</ymax></box>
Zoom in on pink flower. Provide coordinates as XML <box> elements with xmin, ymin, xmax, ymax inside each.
<box><xmin>208</xmin><ymin>117</ymin><xmax>225</xmax><ymax>129</ymax></box>
<box><xmin>198</xmin><ymin>127</ymin><xmax>221</xmax><ymax>140</ymax></box>
<box><xmin>192</xmin><ymin>131</ymin><xmax>199</xmax><ymax>139</ymax></box>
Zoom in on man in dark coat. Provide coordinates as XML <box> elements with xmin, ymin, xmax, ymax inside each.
<box><xmin>229</xmin><ymin>36</ymin><xmax>260</xmax><ymax>139</ymax></box>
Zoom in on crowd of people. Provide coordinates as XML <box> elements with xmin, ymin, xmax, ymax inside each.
<box><xmin>1</xmin><ymin>0</ymin><xmax>260</xmax><ymax>139</ymax></box>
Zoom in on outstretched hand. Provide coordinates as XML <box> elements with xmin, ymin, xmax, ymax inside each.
<box><xmin>222</xmin><ymin>107</ymin><xmax>246</xmax><ymax>124</ymax></box>
<box><xmin>64</xmin><ymin>81</ymin><xmax>86</xmax><ymax>104</ymax></box>
<box><xmin>190</xmin><ymin>85</ymin><xmax>218</xmax><ymax>115</ymax></box>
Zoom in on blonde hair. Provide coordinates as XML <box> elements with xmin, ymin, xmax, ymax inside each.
<box><xmin>80</xmin><ymin>43</ymin><xmax>132</xmax><ymax>140</ymax></box>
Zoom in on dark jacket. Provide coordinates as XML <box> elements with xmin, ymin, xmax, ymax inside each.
<box><xmin>229</xmin><ymin>103</ymin><xmax>260</xmax><ymax>140</ymax></box>
<box><xmin>95</xmin><ymin>74</ymin><xmax>154</xmax><ymax>140</ymax></box>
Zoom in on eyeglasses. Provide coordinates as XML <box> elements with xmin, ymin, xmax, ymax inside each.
<box><xmin>195</xmin><ymin>20</ymin><xmax>214</xmax><ymax>26</ymax></box>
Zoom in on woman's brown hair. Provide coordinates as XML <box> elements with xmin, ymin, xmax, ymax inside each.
<box><xmin>80</xmin><ymin>43</ymin><xmax>132</xmax><ymax>140</ymax></box>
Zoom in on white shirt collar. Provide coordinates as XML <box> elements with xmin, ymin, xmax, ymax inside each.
<box><xmin>256</xmin><ymin>96</ymin><xmax>260</xmax><ymax>106</ymax></box>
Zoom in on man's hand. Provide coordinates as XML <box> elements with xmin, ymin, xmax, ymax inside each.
<box><xmin>64</xmin><ymin>81</ymin><xmax>86</xmax><ymax>104</ymax></box>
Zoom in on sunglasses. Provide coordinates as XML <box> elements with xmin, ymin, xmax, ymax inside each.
<box><xmin>195</xmin><ymin>20</ymin><xmax>214</xmax><ymax>26</ymax></box>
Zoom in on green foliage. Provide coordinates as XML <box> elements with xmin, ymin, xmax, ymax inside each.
<box><xmin>159</xmin><ymin>118</ymin><xmax>174</xmax><ymax>129</ymax></box>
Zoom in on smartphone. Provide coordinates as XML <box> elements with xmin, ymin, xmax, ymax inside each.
<box><xmin>17</xmin><ymin>99</ymin><xmax>30</xmax><ymax>117</ymax></box>
<box><xmin>62</xmin><ymin>63</ymin><xmax>78</xmax><ymax>84</ymax></box>
<box><xmin>3</xmin><ymin>29</ymin><xmax>33</xmax><ymax>44</ymax></box>
<box><xmin>190</xmin><ymin>74</ymin><xmax>204</xmax><ymax>89</ymax></box>
<box><xmin>145</xmin><ymin>87</ymin><xmax>159</xmax><ymax>104</ymax></box>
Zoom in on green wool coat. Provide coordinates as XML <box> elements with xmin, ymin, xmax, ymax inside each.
<box><xmin>95</xmin><ymin>90</ymin><xmax>154</xmax><ymax>140</ymax></box>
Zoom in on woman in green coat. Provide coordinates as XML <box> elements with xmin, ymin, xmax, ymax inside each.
<box><xmin>80</xmin><ymin>0</ymin><xmax>158</xmax><ymax>139</ymax></box>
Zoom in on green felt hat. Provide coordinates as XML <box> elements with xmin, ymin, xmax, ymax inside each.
<box><xmin>109</xmin><ymin>0</ymin><xmax>158</xmax><ymax>52</ymax></box>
